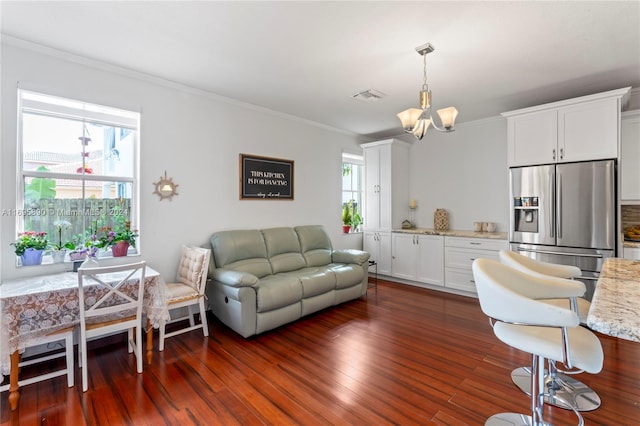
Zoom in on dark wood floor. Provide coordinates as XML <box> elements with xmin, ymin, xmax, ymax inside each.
<box><xmin>2</xmin><ymin>279</ymin><xmax>639</xmax><ymax>425</ymax></box>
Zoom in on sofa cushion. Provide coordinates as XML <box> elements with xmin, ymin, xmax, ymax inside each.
<box><xmin>255</xmin><ymin>275</ymin><xmax>303</xmax><ymax>312</ymax></box>
<box><xmin>293</xmin><ymin>267</ymin><xmax>336</xmax><ymax>298</ymax></box>
<box><xmin>329</xmin><ymin>264</ymin><xmax>365</xmax><ymax>289</ymax></box>
<box><xmin>295</xmin><ymin>225</ymin><xmax>333</xmax><ymax>267</ymax></box>
<box><xmin>211</xmin><ymin>230</ymin><xmax>272</xmax><ymax>278</ymax></box>
<box><xmin>262</xmin><ymin>227</ymin><xmax>306</xmax><ymax>274</ymax></box>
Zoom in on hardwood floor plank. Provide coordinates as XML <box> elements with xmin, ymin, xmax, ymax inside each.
<box><xmin>2</xmin><ymin>280</ymin><xmax>639</xmax><ymax>425</ymax></box>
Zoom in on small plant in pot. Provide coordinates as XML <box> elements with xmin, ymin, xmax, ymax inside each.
<box><xmin>11</xmin><ymin>231</ymin><xmax>48</xmax><ymax>266</ymax></box>
<box><xmin>342</xmin><ymin>203</ymin><xmax>352</xmax><ymax>233</ymax></box>
<box><xmin>49</xmin><ymin>220</ymin><xmax>72</xmax><ymax>263</ymax></box>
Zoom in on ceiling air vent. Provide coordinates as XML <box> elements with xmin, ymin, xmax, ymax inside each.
<box><xmin>351</xmin><ymin>89</ymin><xmax>386</xmax><ymax>102</ymax></box>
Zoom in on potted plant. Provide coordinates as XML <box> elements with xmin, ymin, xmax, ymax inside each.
<box><xmin>96</xmin><ymin>222</ymin><xmax>138</xmax><ymax>257</ymax></box>
<box><xmin>342</xmin><ymin>203</ymin><xmax>352</xmax><ymax>233</ymax></box>
<box><xmin>11</xmin><ymin>231</ymin><xmax>48</xmax><ymax>266</ymax></box>
<box><xmin>49</xmin><ymin>220</ymin><xmax>72</xmax><ymax>263</ymax></box>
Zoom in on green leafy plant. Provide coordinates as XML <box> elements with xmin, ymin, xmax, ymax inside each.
<box><xmin>95</xmin><ymin>223</ymin><xmax>139</xmax><ymax>248</ymax></box>
<box><xmin>342</xmin><ymin>203</ymin><xmax>352</xmax><ymax>226</ymax></box>
<box><xmin>24</xmin><ymin>166</ymin><xmax>56</xmax><ymax>201</ymax></box>
<box><xmin>11</xmin><ymin>231</ymin><xmax>48</xmax><ymax>256</ymax></box>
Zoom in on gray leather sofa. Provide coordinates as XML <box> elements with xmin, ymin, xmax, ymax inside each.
<box><xmin>206</xmin><ymin>225</ymin><xmax>370</xmax><ymax>337</ymax></box>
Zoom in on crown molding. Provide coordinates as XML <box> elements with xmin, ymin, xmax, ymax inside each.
<box><xmin>1</xmin><ymin>34</ymin><xmax>358</xmax><ymax>138</ymax></box>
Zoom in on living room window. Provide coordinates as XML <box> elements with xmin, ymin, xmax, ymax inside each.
<box><xmin>16</xmin><ymin>90</ymin><xmax>140</xmax><ymax>262</ymax></box>
<box><xmin>342</xmin><ymin>153</ymin><xmax>363</xmax><ymax>232</ymax></box>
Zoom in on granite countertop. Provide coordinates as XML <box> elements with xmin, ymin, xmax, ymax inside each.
<box><xmin>393</xmin><ymin>228</ymin><xmax>508</xmax><ymax>240</ymax></box>
<box><xmin>587</xmin><ymin>258</ymin><xmax>640</xmax><ymax>342</ymax></box>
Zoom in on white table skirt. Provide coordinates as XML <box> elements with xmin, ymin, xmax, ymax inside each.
<box><xmin>0</xmin><ymin>267</ymin><xmax>169</xmax><ymax>375</ymax></box>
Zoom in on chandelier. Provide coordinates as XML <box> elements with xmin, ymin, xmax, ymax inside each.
<box><xmin>397</xmin><ymin>43</ymin><xmax>458</xmax><ymax>140</ymax></box>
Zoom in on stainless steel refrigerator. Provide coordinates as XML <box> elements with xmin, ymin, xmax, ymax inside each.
<box><xmin>509</xmin><ymin>160</ymin><xmax>616</xmax><ymax>301</ymax></box>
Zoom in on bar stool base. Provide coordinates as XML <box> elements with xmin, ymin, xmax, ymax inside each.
<box><xmin>486</xmin><ymin>412</ymin><xmax>551</xmax><ymax>426</ymax></box>
<box><xmin>511</xmin><ymin>367</ymin><xmax>601</xmax><ymax>411</ymax></box>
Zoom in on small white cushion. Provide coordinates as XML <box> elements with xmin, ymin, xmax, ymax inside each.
<box><xmin>165</xmin><ymin>282</ymin><xmax>199</xmax><ymax>303</ymax></box>
<box><xmin>177</xmin><ymin>245</ymin><xmax>206</xmax><ymax>291</ymax></box>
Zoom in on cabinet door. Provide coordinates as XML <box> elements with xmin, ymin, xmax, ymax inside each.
<box><xmin>364</xmin><ymin>231</ymin><xmax>392</xmax><ymax>276</ymax></box>
<box><xmin>559</xmin><ymin>98</ymin><xmax>619</xmax><ymax>162</ymax></box>
<box><xmin>623</xmin><ymin>247</ymin><xmax>640</xmax><ymax>260</ymax></box>
<box><xmin>416</xmin><ymin>235</ymin><xmax>444</xmax><ymax>286</ymax></box>
<box><xmin>391</xmin><ymin>233</ymin><xmax>417</xmax><ymax>280</ymax></box>
<box><xmin>377</xmin><ymin>144</ymin><xmax>393</xmax><ymax>231</ymax></box>
<box><xmin>363</xmin><ymin>147</ymin><xmax>380</xmax><ymax>230</ymax></box>
<box><xmin>621</xmin><ymin>113</ymin><xmax>640</xmax><ymax>200</ymax></box>
<box><xmin>507</xmin><ymin>110</ymin><xmax>557</xmax><ymax>166</ymax></box>
<box><xmin>377</xmin><ymin>232</ymin><xmax>392</xmax><ymax>276</ymax></box>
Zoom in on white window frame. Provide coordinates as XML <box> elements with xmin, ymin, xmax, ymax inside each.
<box><xmin>16</xmin><ymin>89</ymin><xmax>140</xmax><ymax>261</ymax></box>
<box><xmin>342</xmin><ymin>152</ymin><xmax>364</xmax><ymax>231</ymax></box>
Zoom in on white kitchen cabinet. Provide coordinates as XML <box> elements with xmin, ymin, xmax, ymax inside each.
<box><xmin>444</xmin><ymin>237</ymin><xmax>508</xmax><ymax>293</ymax></box>
<box><xmin>363</xmin><ymin>231</ymin><xmax>392</xmax><ymax>276</ymax></box>
<box><xmin>362</xmin><ymin>139</ymin><xmax>410</xmax><ymax>232</ymax></box>
<box><xmin>506</xmin><ymin>109</ymin><xmax>557</xmax><ymax>166</ymax></box>
<box><xmin>621</xmin><ymin>111</ymin><xmax>640</xmax><ymax>200</ymax></box>
<box><xmin>623</xmin><ymin>247</ymin><xmax>640</xmax><ymax>260</ymax></box>
<box><xmin>391</xmin><ymin>233</ymin><xmax>444</xmax><ymax>286</ymax></box>
<box><xmin>503</xmin><ymin>88</ymin><xmax>630</xmax><ymax>167</ymax></box>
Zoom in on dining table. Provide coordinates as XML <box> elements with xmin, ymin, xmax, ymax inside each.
<box><xmin>0</xmin><ymin>266</ymin><xmax>169</xmax><ymax>411</ymax></box>
<box><xmin>587</xmin><ymin>257</ymin><xmax>640</xmax><ymax>342</ymax></box>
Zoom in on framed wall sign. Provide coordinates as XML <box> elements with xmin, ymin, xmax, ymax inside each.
<box><xmin>239</xmin><ymin>154</ymin><xmax>294</xmax><ymax>200</ymax></box>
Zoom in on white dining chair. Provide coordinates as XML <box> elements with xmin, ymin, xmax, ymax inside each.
<box><xmin>159</xmin><ymin>245</ymin><xmax>211</xmax><ymax>351</ymax></box>
<box><xmin>0</xmin><ymin>327</ymin><xmax>74</xmax><ymax>392</ymax></box>
<box><xmin>77</xmin><ymin>261</ymin><xmax>146</xmax><ymax>392</ymax></box>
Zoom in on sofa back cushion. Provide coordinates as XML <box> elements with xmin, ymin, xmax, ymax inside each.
<box><xmin>262</xmin><ymin>227</ymin><xmax>306</xmax><ymax>274</ymax></box>
<box><xmin>210</xmin><ymin>230</ymin><xmax>272</xmax><ymax>278</ymax></box>
<box><xmin>295</xmin><ymin>225</ymin><xmax>333</xmax><ymax>267</ymax></box>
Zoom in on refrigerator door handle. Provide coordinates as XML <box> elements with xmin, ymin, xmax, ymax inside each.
<box><xmin>549</xmin><ymin>173</ymin><xmax>555</xmax><ymax>238</ymax></box>
<box><xmin>557</xmin><ymin>173</ymin><xmax>562</xmax><ymax>239</ymax></box>
<box><xmin>517</xmin><ymin>248</ymin><xmax>603</xmax><ymax>258</ymax></box>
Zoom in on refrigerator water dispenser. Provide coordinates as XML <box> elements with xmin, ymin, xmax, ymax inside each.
<box><xmin>513</xmin><ymin>197</ymin><xmax>538</xmax><ymax>233</ymax></box>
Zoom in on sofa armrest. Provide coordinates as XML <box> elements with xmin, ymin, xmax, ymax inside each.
<box><xmin>211</xmin><ymin>268</ymin><xmax>259</xmax><ymax>288</ymax></box>
<box><xmin>332</xmin><ymin>249</ymin><xmax>370</xmax><ymax>266</ymax></box>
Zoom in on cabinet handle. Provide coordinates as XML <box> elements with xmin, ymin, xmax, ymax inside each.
<box><xmin>470</xmin><ymin>280</ymin><xmax>475</xmax><ymax>283</ymax></box>
<box><xmin>469</xmin><ymin>242</ymin><xmax>481</xmax><ymax>245</ymax></box>
<box><xmin>559</xmin><ymin>148</ymin><xmax>564</xmax><ymax>160</ymax></box>
<box><xmin>552</xmin><ymin>148</ymin><xmax>556</xmax><ymax>161</ymax></box>
<box><xmin>469</xmin><ymin>258</ymin><xmax>476</xmax><ymax>261</ymax></box>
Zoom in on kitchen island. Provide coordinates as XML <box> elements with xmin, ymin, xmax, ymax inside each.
<box><xmin>587</xmin><ymin>258</ymin><xmax>640</xmax><ymax>342</ymax></box>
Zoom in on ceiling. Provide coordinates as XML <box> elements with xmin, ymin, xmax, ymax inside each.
<box><xmin>2</xmin><ymin>1</ymin><xmax>639</xmax><ymax>142</ymax></box>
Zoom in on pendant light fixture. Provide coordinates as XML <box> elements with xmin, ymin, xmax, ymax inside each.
<box><xmin>397</xmin><ymin>43</ymin><xmax>458</xmax><ymax>140</ymax></box>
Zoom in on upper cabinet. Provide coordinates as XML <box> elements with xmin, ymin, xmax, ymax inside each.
<box><xmin>503</xmin><ymin>87</ymin><xmax>631</xmax><ymax>167</ymax></box>
<box><xmin>621</xmin><ymin>110</ymin><xmax>640</xmax><ymax>201</ymax></box>
<box><xmin>361</xmin><ymin>139</ymin><xmax>410</xmax><ymax>232</ymax></box>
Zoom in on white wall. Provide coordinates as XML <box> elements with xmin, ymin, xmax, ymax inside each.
<box><xmin>407</xmin><ymin>117</ymin><xmax>509</xmax><ymax>232</ymax></box>
<box><xmin>1</xmin><ymin>40</ymin><xmax>364</xmax><ymax>281</ymax></box>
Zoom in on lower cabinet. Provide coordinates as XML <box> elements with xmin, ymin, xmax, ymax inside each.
<box><xmin>391</xmin><ymin>233</ymin><xmax>444</xmax><ymax>286</ymax></box>
<box><xmin>623</xmin><ymin>247</ymin><xmax>640</xmax><ymax>260</ymax></box>
<box><xmin>444</xmin><ymin>237</ymin><xmax>509</xmax><ymax>293</ymax></box>
<box><xmin>363</xmin><ymin>231</ymin><xmax>392</xmax><ymax>276</ymax></box>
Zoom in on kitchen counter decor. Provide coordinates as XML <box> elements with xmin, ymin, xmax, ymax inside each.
<box><xmin>434</xmin><ymin>209</ymin><xmax>449</xmax><ymax>231</ymax></box>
